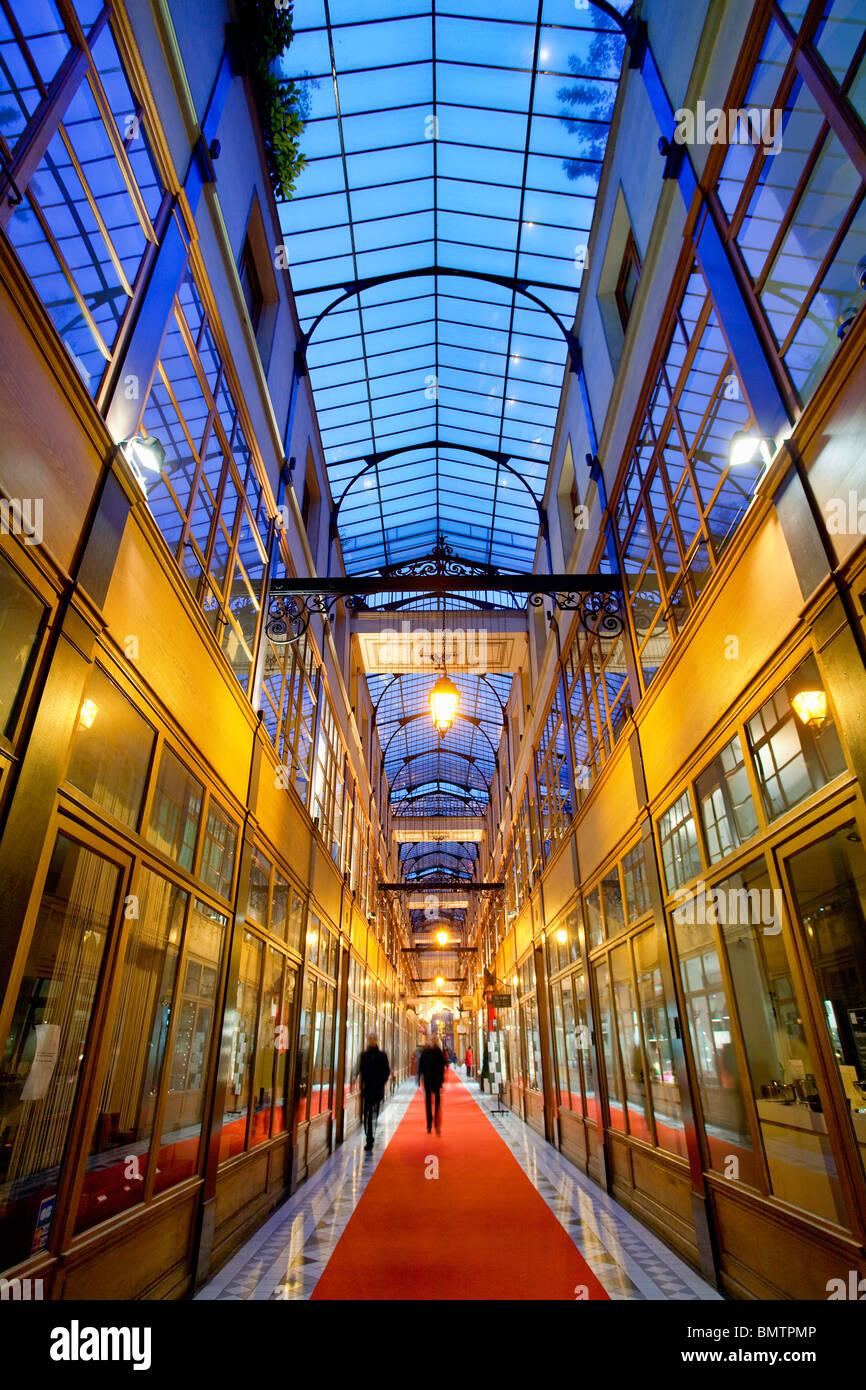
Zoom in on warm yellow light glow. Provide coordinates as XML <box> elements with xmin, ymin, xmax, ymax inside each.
<box><xmin>306</xmin><ymin>930</ymin><xmax>318</xmax><ymax>947</ymax></box>
<box><xmin>791</xmin><ymin>689</ymin><xmax>828</xmax><ymax>728</ymax></box>
<box><xmin>436</xmin><ymin>930</ymin><xmax>448</xmax><ymax>946</ymax></box>
<box><xmin>79</xmin><ymin>699</ymin><xmax>98</xmax><ymax>729</ymax></box>
<box><xmin>555</xmin><ymin>928</ymin><xmax>568</xmax><ymax>945</ymax></box>
<box><xmin>435</xmin><ymin>976</ymin><xmax>444</xmax><ymax>987</ymax></box>
<box><xmin>429</xmin><ymin>673</ymin><xmax>460</xmax><ymax>732</ymax></box>
<box><xmin>729</xmin><ymin>430</ymin><xmax>772</xmax><ymax>468</ymax></box>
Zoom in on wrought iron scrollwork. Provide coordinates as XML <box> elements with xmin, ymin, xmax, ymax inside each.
<box><xmin>526</xmin><ymin>588</ymin><xmax>625</xmax><ymax>637</ymax></box>
<box><xmin>265</xmin><ymin>592</ymin><xmax>369</xmax><ymax>644</ymax></box>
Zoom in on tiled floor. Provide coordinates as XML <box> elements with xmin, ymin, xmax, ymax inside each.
<box><xmin>196</xmin><ymin>1080</ymin><xmax>722</xmax><ymax>1302</ymax></box>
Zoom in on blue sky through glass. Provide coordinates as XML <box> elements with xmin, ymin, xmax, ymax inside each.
<box><xmin>278</xmin><ymin>2</ymin><xmax>628</xmax><ymax>880</ymax></box>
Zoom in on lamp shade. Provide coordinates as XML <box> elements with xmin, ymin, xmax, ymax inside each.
<box><xmin>791</xmin><ymin>689</ymin><xmax>827</xmax><ymax>728</ymax></box>
<box><xmin>429</xmin><ymin>673</ymin><xmax>460</xmax><ymax>731</ymax></box>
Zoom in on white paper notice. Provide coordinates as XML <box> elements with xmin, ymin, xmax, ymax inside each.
<box><xmin>20</xmin><ymin>1023</ymin><xmax>61</xmax><ymax>1101</ymax></box>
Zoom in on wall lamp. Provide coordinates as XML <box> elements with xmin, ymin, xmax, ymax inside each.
<box><xmin>119</xmin><ymin>433</ymin><xmax>166</xmax><ymax>489</ymax></box>
<box><xmin>728</xmin><ymin>430</ymin><xmax>775</xmax><ymax>469</ymax></box>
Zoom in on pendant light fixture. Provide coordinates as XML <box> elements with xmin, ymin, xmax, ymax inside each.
<box><xmin>428</xmin><ymin>602</ymin><xmax>460</xmax><ymax>733</ymax></box>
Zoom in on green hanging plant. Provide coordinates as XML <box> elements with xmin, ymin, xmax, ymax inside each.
<box><xmin>233</xmin><ymin>0</ymin><xmax>307</xmax><ymax>200</ymax></box>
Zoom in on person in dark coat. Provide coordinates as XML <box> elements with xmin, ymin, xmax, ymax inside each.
<box><xmin>418</xmin><ymin>1036</ymin><xmax>446</xmax><ymax>1134</ymax></box>
<box><xmin>358</xmin><ymin>1033</ymin><xmax>390</xmax><ymax>1152</ymax></box>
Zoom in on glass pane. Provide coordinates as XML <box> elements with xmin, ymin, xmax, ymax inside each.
<box><xmin>659</xmin><ymin>789</ymin><xmax>702</xmax><ymax>891</ymax></box>
<box><xmin>575</xmin><ymin>973</ymin><xmax>599</xmax><ymax>1126</ymax></box>
<box><xmin>585</xmin><ymin>885</ymin><xmax>604</xmax><ymax>949</ymax></box>
<box><xmin>248</xmin><ymin>847</ymin><xmax>271</xmax><ymax>926</ymax></box>
<box><xmin>66</xmin><ymin>665</ymin><xmax>154</xmax><ymax>827</ymax></box>
<box><xmin>199</xmin><ymin>799</ymin><xmax>238</xmax><ymax>901</ymax></box>
<box><xmin>720</xmin><ymin>859</ymin><xmax>846</xmax><ymax>1224</ymax></box>
<box><xmin>697</xmin><ymin>733</ymin><xmax>759</xmax><ymax>863</ymax></box>
<box><xmin>272</xmin><ymin>965</ymin><xmax>296</xmax><ymax>1137</ymax></box>
<box><xmin>153</xmin><ymin>899</ymin><xmax>226</xmax><ymax>1193</ymax></box>
<box><xmin>787</xmin><ymin>825</ymin><xmax>866</xmax><ymax>1190</ymax></box>
<box><xmin>0</xmin><ymin>553</ymin><xmax>45</xmax><ymax>733</ymax></box>
<box><xmin>595</xmin><ymin>959</ymin><xmax>624</xmax><ymax>1131</ymax></box>
<box><xmin>0</xmin><ymin>833</ymin><xmax>119</xmax><ymax>1268</ymax></box>
<box><xmin>674</xmin><ymin>900</ymin><xmax>760</xmax><ymax>1185</ymax></box>
<box><xmin>294</xmin><ymin>974</ymin><xmax>315</xmax><ymax>1129</ymax></box>
<box><xmin>250</xmin><ymin>948</ymin><xmax>283</xmax><ymax>1147</ymax></box>
<box><xmin>635</xmin><ymin>928</ymin><xmax>687</xmax><ymax>1157</ymax></box>
<box><xmin>611</xmin><ymin>943</ymin><xmax>651</xmax><ymax>1142</ymax></box>
<box><xmin>560</xmin><ymin>978</ymin><xmax>582</xmax><ymax>1112</ymax></box>
<box><xmin>146</xmin><ymin>745</ymin><xmax>203</xmax><ymax>871</ymax></box>
<box><xmin>76</xmin><ymin>870</ymin><xmax>187</xmax><ymax>1231</ymax></box>
<box><xmin>271</xmin><ymin>870</ymin><xmax>289</xmax><ymax>941</ymax></box>
<box><xmin>219</xmin><ymin>931</ymin><xmax>262</xmax><ymax>1162</ymax></box>
<box><xmin>288</xmin><ymin>888</ymin><xmax>304</xmax><ymax>954</ymax></box>
<box><xmin>747</xmin><ymin>655</ymin><xmax>847</xmax><ymax>820</ymax></box>
<box><xmin>622</xmin><ymin>841</ymin><xmax>651</xmax><ymax>922</ymax></box>
<box><xmin>601</xmin><ymin>868</ymin><xmax>626</xmax><ymax>937</ymax></box>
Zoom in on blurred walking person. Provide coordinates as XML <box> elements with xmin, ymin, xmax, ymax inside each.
<box><xmin>464</xmin><ymin>1045</ymin><xmax>473</xmax><ymax>1078</ymax></box>
<box><xmin>358</xmin><ymin>1033</ymin><xmax>390</xmax><ymax>1153</ymax></box>
<box><xmin>418</xmin><ymin>1035</ymin><xmax>446</xmax><ymax>1134</ymax></box>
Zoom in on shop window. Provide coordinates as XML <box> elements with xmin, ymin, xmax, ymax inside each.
<box><xmin>595</xmin><ymin>959</ymin><xmax>624</xmax><ymax>1132</ymax></box>
<box><xmin>311</xmin><ymin>981</ymin><xmax>336</xmax><ymax>1116</ymax></box>
<box><xmin>0</xmin><ymin>554</ymin><xmax>45</xmax><ymax>735</ymax></box>
<box><xmin>272</xmin><ymin>958</ymin><xmax>296</xmax><ymax>1137</ymax></box>
<box><xmin>634</xmin><ymin>928</ymin><xmax>686</xmax><ymax>1157</ymax></box>
<box><xmin>658</xmin><ymin>790</ymin><xmax>702</xmax><ymax>892</ymax></box>
<box><xmin>787</xmin><ymin>824</ymin><xmax>866</xmax><ymax>1189</ymax></box>
<box><xmin>674</xmin><ymin>905</ymin><xmax>762</xmax><ymax>1187</ymax></box>
<box><xmin>219</xmin><ymin>931</ymin><xmax>263</xmax><ymax>1162</ymax></box>
<box><xmin>76</xmin><ymin>869</ymin><xmax>187</xmax><ymax>1232</ymax></box>
<box><xmin>611</xmin><ymin>943</ymin><xmax>651</xmax><ymax>1143</ymax></box>
<box><xmin>199</xmin><ymin>799</ymin><xmax>238</xmax><ymax>901</ymax></box>
<box><xmin>622</xmin><ymin>840</ymin><xmax>651</xmax><ymax>922</ymax></box>
<box><xmin>746</xmin><ymin>656</ymin><xmax>847</xmax><ymax>821</ymax></box>
<box><xmin>0</xmin><ymin>832</ymin><xmax>121</xmax><ymax>1269</ymax></box>
<box><xmin>154</xmin><ymin>898</ymin><xmax>226</xmax><ymax>1192</ymax></box>
<box><xmin>146</xmin><ymin>745</ymin><xmax>203</xmax><ymax>871</ymax></box>
<box><xmin>250</xmin><ymin>947</ymin><xmax>282</xmax><ymax>1146</ymax></box>
<box><xmin>719</xmin><ymin>860</ymin><xmax>847</xmax><ymax>1226</ymax></box>
<box><xmin>294</xmin><ymin>974</ymin><xmax>315</xmax><ymax>1130</ymax></box>
<box><xmin>696</xmin><ymin>733</ymin><xmax>759</xmax><ymax>863</ymax></box>
<box><xmin>575</xmin><ymin>973</ymin><xmax>599</xmax><ymax>1126</ymax></box>
<box><xmin>66</xmin><ymin>665</ymin><xmax>155</xmax><ymax>829</ymax></box>
<box><xmin>554</xmin><ymin>978</ymin><xmax>581</xmax><ymax>1113</ymax></box>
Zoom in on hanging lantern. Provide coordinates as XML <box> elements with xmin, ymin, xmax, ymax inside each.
<box><xmin>429</xmin><ymin>673</ymin><xmax>460</xmax><ymax>732</ymax></box>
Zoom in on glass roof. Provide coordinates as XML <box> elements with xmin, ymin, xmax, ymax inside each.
<box><xmin>278</xmin><ymin>0</ymin><xmax>629</xmax><ymax>573</ymax></box>
<box><xmin>276</xmin><ymin>3</ymin><xmax>630</xmax><ymax>890</ymax></box>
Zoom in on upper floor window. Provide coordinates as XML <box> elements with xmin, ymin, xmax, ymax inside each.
<box><xmin>615</xmin><ymin>229</ymin><xmax>641</xmax><ymax>330</ymax></box>
<box><xmin>713</xmin><ymin>5</ymin><xmax>866</xmax><ymax>409</ymax></box>
<box><xmin>1</xmin><ymin>5</ymin><xmax>165</xmax><ymax>398</ymax></box>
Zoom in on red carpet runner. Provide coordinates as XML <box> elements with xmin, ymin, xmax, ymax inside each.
<box><xmin>311</xmin><ymin>1072</ymin><xmax>610</xmax><ymax>1300</ymax></box>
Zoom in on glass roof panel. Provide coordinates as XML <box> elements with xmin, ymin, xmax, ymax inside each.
<box><xmin>281</xmin><ymin>2</ymin><xmax>628</xmax><ymax>870</ymax></box>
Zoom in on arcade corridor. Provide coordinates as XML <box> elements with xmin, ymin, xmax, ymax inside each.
<box><xmin>197</xmin><ymin>1072</ymin><xmax>718</xmax><ymax>1301</ymax></box>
